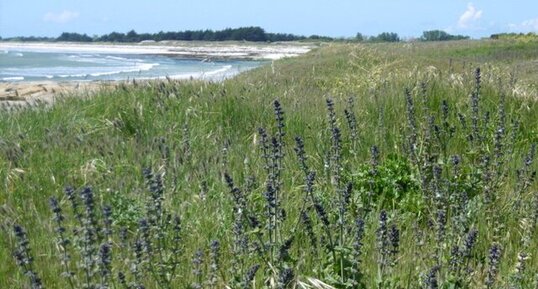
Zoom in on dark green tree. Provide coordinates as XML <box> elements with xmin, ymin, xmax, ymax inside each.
<box><xmin>56</xmin><ymin>32</ymin><xmax>93</xmax><ymax>42</ymax></box>
<box><xmin>372</xmin><ymin>32</ymin><xmax>400</xmax><ymax>42</ymax></box>
<box><xmin>7</xmin><ymin>27</ymin><xmax>335</xmax><ymax>43</ymax></box>
<box><xmin>421</xmin><ymin>30</ymin><xmax>469</xmax><ymax>41</ymax></box>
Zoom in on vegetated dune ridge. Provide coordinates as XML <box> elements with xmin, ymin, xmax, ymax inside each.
<box><xmin>1</xmin><ymin>39</ymin><xmax>538</xmax><ymax>288</ymax></box>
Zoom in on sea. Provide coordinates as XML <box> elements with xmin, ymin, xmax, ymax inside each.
<box><xmin>0</xmin><ymin>46</ymin><xmax>262</xmax><ymax>82</ymax></box>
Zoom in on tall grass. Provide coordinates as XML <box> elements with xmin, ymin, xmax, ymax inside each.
<box><xmin>1</xmin><ymin>39</ymin><xmax>537</xmax><ymax>288</ymax></box>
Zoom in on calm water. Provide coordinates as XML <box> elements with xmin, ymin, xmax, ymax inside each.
<box><xmin>0</xmin><ymin>49</ymin><xmax>261</xmax><ymax>82</ymax></box>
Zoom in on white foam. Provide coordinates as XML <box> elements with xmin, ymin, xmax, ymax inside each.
<box><xmin>168</xmin><ymin>65</ymin><xmax>233</xmax><ymax>80</ymax></box>
<box><xmin>203</xmin><ymin>65</ymin><xmax>232</xmax><ymax>76</ymax></box>
<box><xmin>2</xmin><ymin>76</ymin><xmax>24</xmax><ymax>81</ymax></box>
<box><xmin>54</xmin><ymin>63</ymin><xmax>159</xmax><ymax>78</ymax></box>
<box><xmin>166</xmin><ymin>72</ymin><xmax>201</xmax><ymax>80</ymax></box>
<box><xmin>105</xmin><ymin>55</ymin><xmax>146</xmax><ymax>63</ymax></box>
<box><xmin>105</xmin><ymin>55</ymin><xmax>132</xmax><ymax>61</ymax></box>
<box><xmin>67</xmin><ymin>54</ymin><xmax>146</xmax><ymax>67</ymax></box>
<box><xmin>58</xmin><ymin>73</ymin><xmax>88</xmax><ymax>78</ymax></box>
<box><xmin>67</xmin><ymin>55</ymin><xmax>111</xmax><ymax>64</ymax></box>
<box><xmin>14</xmin><ymin>52</ymin><xmax>24</xmax><ymax>57</ymax></box>
<box><xmin>89</xmin><ymin>63</ymin><xmax>158</xmax><ymax>77</ymax></box>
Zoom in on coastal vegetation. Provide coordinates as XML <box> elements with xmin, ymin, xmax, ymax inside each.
<box><xmin>490</xmin><ymin>32</ymin><xmax>538</xmax><ymax>41</ymax></box>
<box><xmin>6</xmin><ymin>28</ymin><xmax>533</xmax><ymax>45</ymax></box>
<box><xmin>2</xmin><ymin>27</ymin><xmax>331</xmax><ymax>43</ymax></box>
<box><xmin>419</xmin><ymin>30</ymin><xmax>470</xmax><ymax>41</ymax></box>
<box><xmin>1</xmin><ymin>39</ymin><xmax>538</xmax><ymax>289</ymax></box>
<box><xmin>1</xmin><ymin>26</ymin><xmax>481</xmax><ymax>43</ymax></box>
<box><xmin>366</xmin><ymin>32</ymin><xmax>401</xmax><ymax>42</ymax></box>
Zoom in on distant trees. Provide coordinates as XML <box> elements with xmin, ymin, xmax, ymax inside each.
<box><xmin>420</xmin><ymin>30</ymin><xmax>469</xmax><ymax>41</ymax></box>
<box><xmin>267</xmin><ymin>33</ymin><xmax>306</xmax><ymax>42</ymax></box>
<box><xmin>85</xmin><ymin>27</ymin><xmax>320</xmax><ymax>43</ymax></box>
<box><xmin>231</xmin><ymin>27</ymin><xmax>266</xmax><ymax>41</ymax></box>
<box><xmin>349</xmin><ymin>30</ymin><xmax>470</xmax><ymax>43</ymax></box>
<box><xmin>355</xmin><ymin>32</ymin><xmax>365</xmax><ymax>41</ymax></box>
<box><xmin>305</xmin><ymin>35</ymin><xmax>332</xmax><ymax>41</ymax></box>
<box><xmin>0</xmin><ymin>27</ymin><xmax>317</xmax><ymax>43</ymax></box>
<box><xmin>125</xmin><ymin>30</ymin><xmax>141</xmax><ymax>42</ymax></box>
<box><xmin>0</xmin><ymin>28</ymin><xmax>482</xmax><ymax>44</ymax></box>
<box><xmin>350</xmin><ymin>32</ymin><xmax>400</xmax><ymax>42</ymax></box>
<box><xmin>490</xmin><ymin>32</ymin><xmax>537</xmax><ymax>40</ymax></box>
<box><xmin>2</xmin><ymin>36</ymin><xmax>55</xmax><ymax>42</ymax></box>
<box><xmin>371</xmin><ymin>32</ymin><xmax>400</xmax><ymax>42</ymax></box>
<box><xmin>56</xmin><ymin>32</ymin><xmax>93</xmax><ymax>42</ymax></box>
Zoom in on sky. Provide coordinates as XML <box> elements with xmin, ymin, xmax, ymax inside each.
<box><xmin>1</xmin><ymin>0</ymin><xmax>537</xmax><ymax>39</ymax></box>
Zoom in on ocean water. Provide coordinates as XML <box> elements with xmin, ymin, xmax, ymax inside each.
<box><xmin>0</xmin><ymin>48</ymin><xmax>262</xmax><ymax>82</ymax></box>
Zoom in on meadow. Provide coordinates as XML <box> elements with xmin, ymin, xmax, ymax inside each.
<box><xmin>1</xmin><ymin>39</ymin><xmax>538</xmax><ymax>289</ymax></box>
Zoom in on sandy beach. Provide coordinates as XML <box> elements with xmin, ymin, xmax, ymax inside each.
<box><xmin>0</xmin><ymin>41</ymin><xmax>314</xmax><ymax>60</ymax></box>
<box><xmin>0</xmin><ymin>41</ymin><xmax>314</xmax><ymax>105</ymax></box>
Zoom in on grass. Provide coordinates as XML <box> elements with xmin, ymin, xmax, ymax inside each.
<box><xmin>1</xmin><ymin>38</ymin><xmax>537</xmax><ymax>289</ymax></box>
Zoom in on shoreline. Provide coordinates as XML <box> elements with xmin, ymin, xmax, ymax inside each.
<box><xmin>0</xmin><ymin>41</ymin><xmax>314</xmax><ymax>105</ymax></box>
<box><xmin>0</xmin><ymin>41</ymin><xmax>314</xmax><ymax>60</ymax></box>
<box><xmin>0</xmin><ymin>68</ymin><xmax>258</xmax><ymax>106</ymax></box>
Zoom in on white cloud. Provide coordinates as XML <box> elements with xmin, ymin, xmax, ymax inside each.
<box><xmin>43</xmin><ymin>10</ymin><xmax>79</xmax><ymax>24</ymax></box>
<box><xmin>508</xmin><ymin>18</ymin><xmax>538</xmax><ymax>32</ymax></box>
<box><xmin>458</xmin><ymin>3</ymin><xmax>482</xmax><ymax>28</ymax></box>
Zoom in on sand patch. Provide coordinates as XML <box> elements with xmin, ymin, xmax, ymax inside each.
<box><xmin>0</xmin><ymin>81</ymin><xmax>101</xmax><ymax>106</ymax></box>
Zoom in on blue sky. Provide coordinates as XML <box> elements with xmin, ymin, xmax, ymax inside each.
<box><xmin>1</xmin><ymin>0</ymin><xmax>537</xmax><ymax>39</ymax></box>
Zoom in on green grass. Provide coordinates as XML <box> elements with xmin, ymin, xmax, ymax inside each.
<box><xmin>1</xmin><ymin>39</ymin><xmax>537</xmax><ymax>289</ymax></box>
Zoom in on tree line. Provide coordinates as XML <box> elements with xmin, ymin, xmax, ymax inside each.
<box><xmin>355</xmin><ymin>30</ymin><xmax>469</xmax><ymax>42</ymax></box>
<box><xmin>93</xmin><ymin>27</ymin><xmax>323</xmax><ymax>42</ymax></box>
<box><xmin>2</xmin><ymin>27</ymin><xmax>329</xmax><ymax>43</ymax></box>
<box><xmin>490</xmin><ymin>32</ymin><xmax>537</xmax><ymax>40</ymax></box>
<box><xmin>1</xmin><ymin>27</ymin><xmax>474</xmax><ymax>43</ymax></box>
